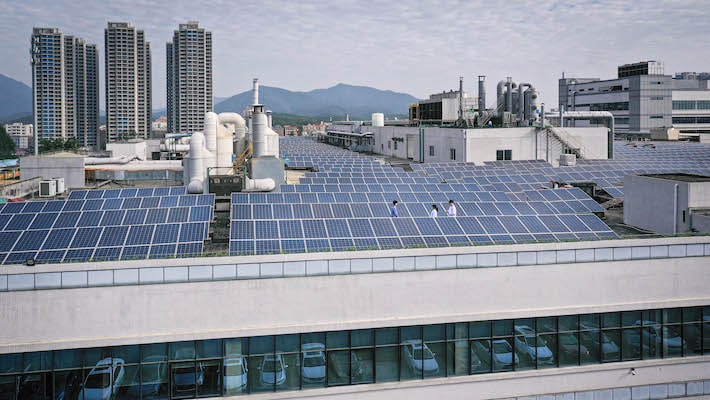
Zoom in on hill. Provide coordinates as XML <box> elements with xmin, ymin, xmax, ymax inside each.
<box><xmin>215</xmin><ymin>83</ymin><xmax>417</xmax><ymax>119</ymax></box>
<box><xmin>0</xmin><ymin>74</ymin><xmax>32</xmax><ymax>122</ymax></box>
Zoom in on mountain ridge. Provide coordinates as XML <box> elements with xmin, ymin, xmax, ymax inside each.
<box><xmin>0</xmin><ymin>73</ymin><xmax>33</xmax><ymax>122</ymax></box>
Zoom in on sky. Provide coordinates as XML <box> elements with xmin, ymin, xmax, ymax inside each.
<box><xmin>1</xmin><ymin>0</ymin><xmax>709</xmax><ymax>111</ymax></box>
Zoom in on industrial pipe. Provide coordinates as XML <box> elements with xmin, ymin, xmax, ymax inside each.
<box><xmin>243</xmin><ymin>176</ymin><xmax>276</xmax><ymax>192</ymax></box>
<box><xmin>478</xmin><ymin>75</ymin><xmax>486</xmax><ymax>112</ymax></box>
<box><xmin>518</xmin><ymin>83</ymin><xmax>533</xmax><ymax>122</ymax></box>
<box><xmin>252</xmin><ymin>105</ymin><xmax>267</xmax><ymax>157</ymax></box>
<box><xmin>496</xmin><ymin>80</ymin><xmax>506</xmax><ymax>114</ymax></box>
<box><xmin>84</xmin><ymin>155</ymin><xmax>139</xmax><ymax>165</ymax></box>
<box><xmin>252</xmin><ymin>78</ymin><xmax>259</xmax><ymax>105</ymax></box>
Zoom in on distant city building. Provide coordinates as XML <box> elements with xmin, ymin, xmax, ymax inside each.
<box><xmin>104</xmin><ymin>22</ymin><xmax>152</xmax><ymax>145</ymax></box>
<box><xmin>674</xmin><ymin>72</ymin><xmax>710</xmax><ymax>81</ymax></box>
<box><xmin>3</xmin><ymin>123</ymin><xmax>33</xmax><ymax>150</ymax></box>
<box><xmin>152</xmin><ymin>115</ymin><xmax>168</xmax><ymax>132</ymax></box>
<box><xmin>30</xmin><ymin>28</ymin><xmax>99</xmax><ymax>149</ymax></box>
<box><xmin>166</xmin><ymin>22</ymin><xmax>213</xmax><ymax>134</ymax></box>
<box><xmin>559</xmin><ymin>61</ymin><xmax>710</xmax><ymax>137</ymax></box>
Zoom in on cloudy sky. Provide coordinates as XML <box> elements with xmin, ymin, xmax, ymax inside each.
<box><xmin>2</xmin><ymin>0</ymin><xmax>709</xmax><ymax>110</ymax></box>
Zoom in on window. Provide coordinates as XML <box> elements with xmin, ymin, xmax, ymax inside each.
<box><xmin>650</xmin><ymin>96</ymin><xmax>664</xmax><ymax>100</ymax></box>
<box><xmin>650</xmin><ymin>115</ymin><xmax>664</xmax><ymax>119</ymax></box>
<box><xmin>394</xmin><ymin>141</ymin><xmax>398</xmax><ymax>150</ymax></box>
<box><xmin>387</xmin><ymin>141</ymin><xmax>391</xmax><ymax>149</ymax></box>
<box><xmin>429</xmin><ymin>146</ymin><xmax>434</xmax><ymax>157</ymax></box>
<box><xmin>496</xmin><ymin>150</ymin><xmax>512</xmax><ymax>160</ymax></box>
<box><xmin>450</xmin><ymin>148</ymin><xmax>456</xmax><ymax>161</ymax></box>
<box><xmin>673</xmin><ymin>100</ymin><xmax>696</xmax><ymax>110</ymax></box>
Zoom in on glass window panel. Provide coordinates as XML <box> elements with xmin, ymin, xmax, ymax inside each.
<box><xmin>400</xmin><ymin>326</ymin><xmax>421</xmax><ymax>343</ymax></box>
<box><xmin>663</xmin><ymin>324</ymin><xmax>684</xmax><ymax>358</ymax></box>
<box><xmin>54</xmin><ymin>370</ymin><xmax>83</xmax><ymax>400</ymax></box>
<box><xmin>352</xmin><ymin>349</ymin><xmax>373</xmax><ymax>384</ymax></box>
<box><xmin>557</xmin><ymin>332</ymin><xmax>580</xmax><ymax>366</ymax></box>
<box><xmin>0</xmin><ymin>353</ymin><xmax>22</xmax><ymax>373</ymax></box>
<box><xmin>276</xmin><ymin>334</ymin><xmax>299</xmax><ymax>354</ymax></box>
<box><xmin>326</xmin><ymin>332</ymin><xmax>348</xmax><ymax>350</ymax></box>
<box><xmin>82</xmin><ymin>348</ymin><xmax>112</xmax><ymax>368</ymax></box>
<box><xmin>170</xmin><ymin>342</ymin><xmax>195</xmax><ymax>361</ymax></box>
<box><xmin>682</xmin><ymin>323</ymin><xmax>703</xmax><ymax>356</ymax></box>
<box><xmin>470</xmin><ymin>322</ymin><xmax>490</xmax><ymax>339</ymax></box>
<box><xmin>375</xmin><ymin>328</ymin><xmax>398</xmax><ymax>346</ymax></box>
<box><xmin>112</xmin><ymin>345</ymin><xmax>139</xmax><ymax>365</ymax></box>
<box><xmin>141</xmin><ymin>343</ymin><xmax>168</xmax><ymax>363</ymax></box>
<box><xmin>53</xmin><ymin>350</ymin><xmax>81</xmax><ymax>370</ymax></box>
<box><xmin>222</xmin><ymin>355</ymin><xmax>248</xmax><ymax>396</ymax></box>
<box><xmin>470</xmin><ymin>339</ymin><xmax>492</xmax><ymax>374</ymax></box>
<box><xmin>351</xmin><ymin>329</ymin><xmax>373</xmax><ymax>348</ymax></box>
<box><xmin>493</xmin><ymin>320</ymin><xmax>513</xmax><ymax>337</ymax></box>
<box><xmin>17</xmin><ymin>372</ymin><xmax>50</xmax><ymax>400</ymax></box>
<box><xmin>275</xmin><ymin>353</ymin><xmax>298</xmax><ymax>392</ymax></box>
<box><xmin>557</xmin><ymin>316</ymin><xmax>576</xmax><ymax>332</ymax></box>
<box><xmin>170</xmin><ymin>361</ymin><xmax>196</xmax><ymax>398</ymax></box>
<box><xmin>224</xmin><ymin>339</ymin><xmax>247</xmax><ymax>358</ymax></box>
<box><xmin>423</xmin><ymin>325</ymin><xmax>446</xmax><ymax>342</ymax></box>
<box><xmin>138</xmin><ymin>361</ymin><xmax>169</xmax><ymax>400</ymax></box>
<box><xmin>327</xmin><ymin>350</ymin><xmax>350</xmax><ymax>387</ymax></box>
<box><xmin>491</xmin><ymin>338</ymin><xmax>516</xmax><ymax>372</ymax></box>
<box><xmin>622</xmin><ymin>311</ymin><xmax>642</xmax><ymax>328</ymax></box>
<box><xmin>420</xmin><ymin>342</ymin><xmax>445</xmax><ymax>379</ymax></box>
<box><xmin>23</xmin><ymin>352</ymin><xmax>51</xmax><ymax>372</ymax></box>
<box><xmin>197</xmin><ymin>339</ymin><xmax>222</xmax><ymax>359</ymax></box>
<box><xmin>621</xmin><ymin>328</ymin><xmax>642</xmax><ymax>361</ymax></box>
<box><xmin>602</xmin><ymin>312</ymin><xmax>620</xmax><ymax>329</ymax></box>
<box><xmin>374</xmin><ymin>347</ymin><xmax>398</xmax><ymax>382</ymax></box>
<box><xmin>115</xmin><ymin>364</ymin><xmax>139</xmax><ymax>400</ymax></box>
<box><xmin>683</xmin><ymin>307</ymin><xmax>702</xmax><ymax>323</ymax></box>
<box><xmin>664</xmin><ymin>308</ymin><xmax>682</xmax><ymax>324</ymax></box>
<box><xmin>249</xmin><ymin>336</ymin><xmax>274</xmax><ymax>356</ymax></box>
<box><xmin>247</xmin><ymin>356</ymin><xmax>270</xmax><ymax>393</ymax></box>
<box><xmin>446</xmin><ymin>340</ymin><xmax>468</xmax><ymax>377</ymax></box>
<box><xmin>197</xmin><ymin>359</ymin><xmax>221</xmax><ymax>397</ymax></box>
<box><xmin>578</xmin><ymin>329</ymin><xmax>601</xmax><ymax>364</ymax></box>
<box><xmin>643</xmin><ymin>309</ymin><xmax>663</xmax><ymax>324</ymax></box>
<box><xmin>602</xmin><ymin>330</ymin><xmax>622</xmax><ymax>362</ymax></box>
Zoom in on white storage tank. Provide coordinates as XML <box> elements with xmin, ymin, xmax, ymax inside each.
<box><xmin>372</xmin><ymin>113</ymin><xmax>385</xmax><ymax>127</ymax></box>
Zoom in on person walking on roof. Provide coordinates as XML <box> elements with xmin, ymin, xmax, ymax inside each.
<box><xmin>430</xmin><ymin>204</ymin><xmax>438</xmax><ymax>218</ymax></box>
<box><xmin>390</xmin><ymin>200</ymin><xmax>399</xmax><ymax>217</ymax></box>
<box><xmin>447</xmin><ymin>200</ymin><xmax>457</xmax><ymax>217</ymax></box>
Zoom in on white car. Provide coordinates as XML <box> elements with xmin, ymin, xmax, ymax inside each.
<box><xmin>223</xmin><ymin>357</ymin><xmax>248</xmax><ymax>393</ymax></box>
<box><xmin>259</xmin><ymin>355</ymin><xmax>287</xmax><ymax>386</ymax></box>
<box><xmin>514</xmin><ymin>325</ymin><xmax>555</xmax><ymax>365</ymax></box>
<box><xmin>78</xmin><ymin>357</ymin><xmax>125</xmax><ymax>400</ymax></box>
<box><xmin>300</xmin><ymin>343</ymin><xmax>326</xmax><ymax>383</ymax></box>
<box><xmin>401</xmin><ymin>340</ymin><xmax>439</xmax><ymax>375</ymax></box>
<box><xmin>472</xmin><ymin>339</ymin><xmax>520</xmax><ymax>370</ymax></box>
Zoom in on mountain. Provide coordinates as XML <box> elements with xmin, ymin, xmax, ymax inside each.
<box><xmin>215</xmin><ymin>83</ymin><xmax>418</xmax><ymax>119</ymax></box>
<box><xmin>0</xmin><ymin>74</ymin><xmax>32</xmax><ymax>122</ymax></box>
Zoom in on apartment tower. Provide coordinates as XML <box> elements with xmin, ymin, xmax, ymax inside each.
<box><xmin>30</xmin><ymin>28</ymin><xmax>99</xmax><ymax>151</ymax></box>
<box><xmin>166</xmin><ymin>22</ymin><xmax>213</xmax><ymax>134</ymax></box>
<box><xmin>104</xmin><ymin>22</ymin><xmax>152</xmax><ymax>144</ymax></box>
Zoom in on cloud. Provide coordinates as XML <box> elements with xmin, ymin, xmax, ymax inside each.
<box><xmin>1</xmin><ymin>0</ymin><xmax>709</xmax><ymax>110</ymax></box>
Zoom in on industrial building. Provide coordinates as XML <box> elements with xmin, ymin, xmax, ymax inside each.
<box><xmin>2</xmin><ymin>80</ymin><xmax>710</xmax><ymax>400</ymax></box>
<box><xmin>30</xmin><ymin>28</ymin><xmax>100</xmax><ymax>150</ymax></box>
<box><xmin>559</xmin><ymin>61</ymin><xmax>710</xmax><ymax>139</ymax></box>
<box><xmin>3</xmin><ymin>123</ymin><xmax>33</xmax><ymax>151</ymax></box>
<box><xmin>104</xmin><ymin>22</ymin><xmax>152</xmax><ymax>144</ymax></box>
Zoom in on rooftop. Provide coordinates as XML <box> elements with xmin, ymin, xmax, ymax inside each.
<box><xmin>641</xmin><ymin>173</ymin><xmax>710</xmax><ymax>183</ymax></box>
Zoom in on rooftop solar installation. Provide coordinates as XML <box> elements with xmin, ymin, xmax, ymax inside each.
<box><xmin>0</xmin><ymin>191</ymin><xmax>214</xmax><ymax>265</ymax></box>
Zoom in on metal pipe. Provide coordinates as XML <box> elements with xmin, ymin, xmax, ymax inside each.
<box><xmin>506</xmin><ymin>77</ymin><xmax>513</xmax><ymax>113</ymax></box>
<box><xmin>252</xmin><ymin>78</ymin><xmax>259</xmax><ymax>105</ymax></box>
<box><xmin>458</xmin><ymin>76</ymin><xmax>463</xmax><ymax>122</ymax></box>
<box><xmin>252</xmin><ymin>105</ymin><xmax>266</xmax><ymax>157</ymax></box>
<box><xmin>497</xmin><ymin>80</ymin><xmax>506</xmax><ymax>114</ymax></box>
<box><xmin>673</xmin><ymin>183</ymin><xmax>679</xmax><ymax>234</ymax></box>
<box><xmin>517</xmin><ymin>83</ymin><xmax>533</xmax><ymax>123</ymax></box>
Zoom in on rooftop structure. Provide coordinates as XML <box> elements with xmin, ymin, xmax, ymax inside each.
<box><xmin>1</xmin><ymin>137</ymin><xmax>710</xmax><ymax>399</ymax></box>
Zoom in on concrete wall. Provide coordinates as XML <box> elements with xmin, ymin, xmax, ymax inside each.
<box><xmin>1</xmin><ymin>254</ymin><xmax>708</xmax><ymax>354</ymax></box>
<box><xmin>688</xmin><ymin>180</ymin><xmax>710</xmax><ymax>208</ymax></box>
<box><xmin>624</xmin><ymin>175</ymin><xmax>683</xmax><ymax>234</ymax></box>
<box><xmin>465</xmin><ymin>128</ymin><xmax>536</xmax><ymax>163</ymax></box>
<box><xmin>693</xmin><ymin>213</ymin><xmax>710</xmax><ymax>233</ymax></box>
<box><xmin>20</xmin><ymin>154</ymin><xmax>85</xmax><ymax>189</ymax></box>
<box><xmin>107</xmin><ymin>140</ymin><xmax>148</xmax><ymax>160</ymax></box>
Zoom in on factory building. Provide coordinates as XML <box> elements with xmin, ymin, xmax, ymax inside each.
<box><xmin>559</xmin><ymin>61</ymin><xmax>710</xmax><ymax>139</ymax></box>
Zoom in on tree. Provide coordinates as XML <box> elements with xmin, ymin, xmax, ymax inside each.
<box><xmin>0</xmin><ymin>125</ymin><xmax>16</xmax><ymax>159</ymax></box>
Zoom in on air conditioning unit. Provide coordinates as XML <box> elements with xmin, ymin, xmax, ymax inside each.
<box><xmin>39</xmin><ymin>180</ymin><xmax>57</xmax><ymax>197</ymax></box>
<box><xmin>53</xmin><ymin>177</ymin><xmax>65</xmax><ymax>194</ymax></box>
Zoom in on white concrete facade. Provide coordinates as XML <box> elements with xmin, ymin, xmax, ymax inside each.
<box><xmin>368</xmin><ymin>126</ymin><xmax>608</xmax><ymax>164</ymax></box>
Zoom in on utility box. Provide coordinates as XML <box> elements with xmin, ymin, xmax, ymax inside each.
<box><xmin>53</xmin><ymin>177</ymin><xmax>65</xmax><ymax>194</ymax></box>
<box><xmin>624</xmin><ymin>174</ymin><xmax>710</xmax><ymax>234</ymax></box>
<box><xmin>559</xmin><ymin>153</ymin><xmax>577</xmax><ymax>166</ymax></box>
<box><xmin>39</xmin><ymin>180</ymin><xmax>57</xmax><ymax>197</ymax></box>
<box><xmin>208</xmin><ymin>175</ymin><xmax>243</xmax><ymax>196</ymax></box>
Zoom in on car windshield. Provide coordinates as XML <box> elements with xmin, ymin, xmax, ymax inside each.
<box><xmin>84</xmin><ymin>370</ymin><xmax>111</xmax><ymax>389</ymax></box>
<box><xmin>303</xmin><ymin>355</ymin><xmax>325</xmax><ymax>367</ymax></box>
<box><xmin>493</xmin><ymin>341</ymin><xmax>511</xmax><ymax>353</ymax></box>
<box><xmin>225</xmin><ymin>364</ymin><xmax>246</xmax><ymax>376</ymax></box>
<box><xmin>263</xmin><ymin>360</ymin><xmax>282</xmax><ymax>373</ymax></box>
<box><xmin>559</xmin><ymin>334</ymin><xmax>578</xmax><ymax>345</ymax></box>
<box><xmin>412</xmin><ymin>348</ymin><xmax>434</xmax><ymax>360</ymax></box>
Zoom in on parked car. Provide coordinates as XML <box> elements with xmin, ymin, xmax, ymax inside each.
<box><xmin>78</xmin><ymin>358</ymin><xmax>125</xmax><ymax>400</ymax></box>
<box><xmin>126</xmin><ymin>355</ymin><xmax>167</xmax><ymax>399</ymax></box>
<box><xmin>171</xmin><ymin>348</ymin><xmax>204</xmax><ymax>394</ymax></box>
<box><xmin>578</xmin><ymin>324</ymin><xmax>620</xmax><ymax>361</ymax></box>
<box><xmin>472</xmin><ymin>339</ymin><xmax>519</xmax><ymax>370</ymax></box>
<box><xmin>401</xmin><ymin>340</ymin><xmax>439</xmax><ymax>376</ymax></box>
<box><xmin>514</xmin><ymin>326</ymin><xmax>555</xmax><ymax>366</ymax></box>
<box><xmin>555</xmin><ymin>332</ymin><xmax>591</xmax><ymax>363</ymax></box>
<box><xmin>259</xmin><ymin>355</ymin><xmax>287</xmax><ymax>386</ymax></box>
<box><xmin>634</xmin><ymin>320</ymin><xmax>686</xmax><ymax>356</ymax></box>
<box><xmin>223</xmin><ymin>357</ymin><xmax>248</xmax><ymax>393</ymax></box>
<box><xmin>300</xmin><ymin>343</ymin><xmax>326</xmax><ymax>383</ymax></box>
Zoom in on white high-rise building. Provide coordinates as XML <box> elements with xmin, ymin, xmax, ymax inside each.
<box><xmin>30</xmin><ymin>28</ymin><xmax>99</xmax><ymax>150</ymax></box>
<box><xmin>104</xmin><ymin>22</ymin><xmax>152</xmax><ymax>144</ymax></box>
<box><xmin>166</xmin><ymin>22</ymin><xmax>213</xmax><ymax>134</ymax></box>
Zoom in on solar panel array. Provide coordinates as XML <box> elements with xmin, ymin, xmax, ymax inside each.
<box><xmin>0</xmin><ymin>187</ymin><xmax>215</xmax><ymax>265</ymax></box>
<box><xmin>229</xmin><ymin>138</ymin><xmax>619</xmax><ymax>255</ymax></box>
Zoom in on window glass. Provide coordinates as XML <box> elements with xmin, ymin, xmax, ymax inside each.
<box><xmin>249</xmin><ymin>336</ymin><xmax>274</xmax><ymax>356</ymax></box>
<box><xmin>224</xmin><ymin>338</ymin><xmax>247</xmax><ymax>358</ymax></box>
<box><xmin>301</xmin><ymin>333</ymin><xmax>325</xmax><ymax>389</ymax></box>
<box><xmin>470</xmin><ymin>321</ymin><xmax>491</xmax><ymax>339</ymax></box>
<box><xmin>493</xmin><ymin>320</ymin><xmax>513</xmax><ymax>337</ymax></box>
<box><xmin>196</xmin><ymin>339</ymin><xmax>221</xmax><ymax>359</ymax></box>
<box><xmin>141</xmin><ymin>343</ymin><xmax>168</xmax><ymax>363</ymax></box>
<box><xmin>621</xmin><ymin>311</ymin><xmax>642</xmax><ymax>328</ymax></box>
<box><xmin>83</xmin><ymin>348</ymin><xmax>112</xmax><ymax>368</ymax></box>
<box><xmin>423</xmin><ymin>325</ymin><xmax>446</xmax><ymax>342</ymax></box>
<box><xmin>558</xmin><ymin>331</ymin><xmax>580</xmax><ymax>366</ymax></box>
<box><xmin>602</xmin><ymin>312</ymin><xmax>620</xmax><ymax>329</ymax></box>
<box><xmin>470</xmin><ymin>339</ymin><xmax>492</xmax><ymax>374</ymax></box>
<box><xmin>447</xmin><ymin>340</ymin><xmax>468</xmax><ymax>376</ymax></box>
<box><xmin>0</xmin><ymin>353</ymin><xmax>22</xmax><ymax>373</ymax></box>
<box><xmin>423</xmin><ymin>341</ymin><xmax>445</xmax><ymax>379</ymax></box>
<box><xmin>514</xmin><ymin>319</ymin><xmax>537</xmax><ymax>370</ymax></box>
<box><xmin>113</xmin><ymin>346</ymin><xmax>139</xmax><ymax>365</ymax></box>
<box><xmin>54</xmin><ymin>370</ymin><xmax>83</xmax><ymax>400</ymax></box>
<box><xmin>352</xmin><ymin>348</ymin><xmax>374</xmax><ymax>384</ymax></box>
<box><xmin>557</xmin><ymin>316</ymin><xmax>575</xmax><ymax>332</ymax></box>
<box><xmin>140</xmin><ymin>357</ymin><xmax>169</xmax><ymax>400</ymax></box>
<box><xmin>326</xmin><ymin>331</ymin><xmax>349</xmax><ymax>350</ymax></box>
<box><xmin>169</xmin><ymin>342</ymin><xmax>195</xmax><ymax>361</ymax></box>
<box><xmin>170</xmin><ymin>361</ymin><xmax>196</xmax><ymax>399</ymax></box>
<box><xmin>491</xmin><ymin>338</ymin><xmax>515</xmax><ymax>372</ymax></box>
<box><xmin>663</xmin><ymin>309</ymin><xmax>682</xmax><ymax>324</ymax></box>
<box><xmin>327</xmin><ymin>350</ymin><xmax>350</xmax><ymax>386</ymax></box>
<box><xmin>23</xmin><ymin>352</ymin><xmax>52</xmax><ymax>372</ymax></box>
<box><xmin>351</xmin><ymin>329</ymin><xmax>373</xmax><ymax>348</ymax></box>
<box><xmin>247</xmin><ymin>356</ymin><xmax>269</xmax><ymax>393</ymax></box>
<box><xmin>374</xmin><ymin>347</ymin><xmax>398</xmax><ymax>382</ymax></box>
<box><xmin>115</xmin><ymin>364</ymin><xmax>139</xmax><ymax>400</ymax></box>
<box><xmin>601</xmin><ymin>330</ymin><xmax>621</xmax><ymax>363</ymax></box>
<box><xmin>375</xmin><ymin>328</ymin><xmax>398</xmax><ymax>346</ymax></box>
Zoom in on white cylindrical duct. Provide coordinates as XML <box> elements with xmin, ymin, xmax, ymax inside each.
<box><xmin>252</xmin><ymin>78</ymin><xmax>259</xmax><ymax>105</ymax></box>
<box><xmin>218</xmin><ymin>112</ymin><xmax>246</xmax><ymax>139</ymax></box>
<box><xmin>204</xmin><ymin>112</ymin><xmax>218</xmax><ymax>153</ymax></box>
<box><xmin>266</xmin><ymin>110</ymin><xmax>273</xmax><ymax>128</ymax></box>
<box><xmin>265</xmin><ymin>127</ymin><xmax>280</xmax><ymax>158</ymax></box>
<box><xmin>372</xmin><ymin>113</ymin><xmax>384</xmax><ymax>127</ymax></box>
<box><xmin>478</xmin><ymin>75</ymin><xmax>486</xmax><ymax>112</ymax></box>
<box><xmin>252</xmin><ymin>105</ymin><xmax>267</xmax><ymax>157</ymax></box>
<box><xmin>84</xmin><ymin>155</ymin><xmax>138</xmax><ymax>165</ymax></box>
<box><xmin>496</xmin><ymin>80</ymin><xmax>506</xmax><ymax>113</ymax></box>
<box><xmin>187</xmin><ymin>131</ymin><xmax>207</xmax><ymax>194</ymax></box>
<box><xmin>243</xmin><ymin>176</ymin><xmax>276</xmax><ymax>192</ymax></box>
